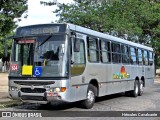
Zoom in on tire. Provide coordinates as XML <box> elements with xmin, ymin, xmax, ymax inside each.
<box><xmin>81</xmin><ymin>84</ymin><xmax>96</xmax><ymax>109</ymax></box>
<box><xmin>138</xmin><ymin>80</ymin><xmax>144</xmax><ymax>96</ymax></box>
<box><xmin>130</xmin><ymin>80</ymin><xmax>139</xmax><ymax>97</ymax></box>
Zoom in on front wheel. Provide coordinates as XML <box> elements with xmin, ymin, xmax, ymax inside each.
<box><xmin>81</xmin><ymin>84</ymin><xmax>97</xmax><ymax>109</ymax></box>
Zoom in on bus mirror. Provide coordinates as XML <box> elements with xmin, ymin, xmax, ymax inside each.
<box><xmin>74</xmin><ymin>39</ymin><xmax>80</xmax><ymax>52</ymax></box>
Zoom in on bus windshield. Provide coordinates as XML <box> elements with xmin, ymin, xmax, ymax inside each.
<box><xmin>10</xmin><ymin>34</ymin><xmax>69</xmax><ymax>77</ymax></box>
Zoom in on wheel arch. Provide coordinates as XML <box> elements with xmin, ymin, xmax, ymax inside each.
<box><xmin>89</xmin><ymin>79</ymin><xmax>99</xmax><ymax>97</ymax></box>
<box><xmin>135</xmin><ymin>76</ymin><xmax>139</xmax><ymax>81</ymax></box>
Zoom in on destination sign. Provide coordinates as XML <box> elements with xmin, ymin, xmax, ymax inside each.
<box><xmin>18</xmin><ymin>39</ymin><xmax>35</xmax><ymax>44</ymax></box>
<box><xmin>15</xmin><ymin>24</ymin><xmax>66</xmax><ymax>36</ymax></box>
<box><xmin>30</xmin><ymin>27</ymin><xmax>59</xmax><ymax>35</ymax></box>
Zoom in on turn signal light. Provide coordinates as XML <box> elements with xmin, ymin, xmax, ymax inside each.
<box><xmin>61</xmin><ymin>87</ymin><xmax>66</xmax><ymax>92</ymax></box>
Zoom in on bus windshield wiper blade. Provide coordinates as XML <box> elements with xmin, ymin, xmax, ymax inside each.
<box><xmin>37</xmin><ymin>35</ymin><xmax>52</xmax><ymax>48</ymax></box>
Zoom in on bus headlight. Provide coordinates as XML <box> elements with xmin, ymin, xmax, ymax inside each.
<box><xmin>49</xmin><ymin>87</ymin><xmax>64</xmax><ymax>92</ymax></box>
<box><xmin>55</xmin><ymin>88</ymin><xmax>60</xmax><ymax>92</ymax></box>
<box><xmin>49</xmin><ymin>88</ymin><xmax>60</xmax><ymax>92</ymax></box>
<box><xmin>49</xmin><ymin>88</ymin><xmax>53</xmax><ymax>92</ymax></box>
<box><xmin>9</xmin><ymin>86</ymin><xmax>19</xmax><ymax>91</ymax></box>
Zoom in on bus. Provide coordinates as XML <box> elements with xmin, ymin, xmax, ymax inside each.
<box><xmin>8</xmin><ymin>23</ymin><xmax>154</xmax><ymax>109</ymax></box>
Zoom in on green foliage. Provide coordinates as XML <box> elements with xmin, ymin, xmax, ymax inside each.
<box><xmin>42</xmin><ymin>0</ymin><xmax>160</xmax><ymax>67</ymax></box>
<box><xmin>0</xmin><ymin>0</ymin><xmax>28</xmax><ymax>58</ymax></box>
<box><xmin>41</xmin><ymin>0</ymin><xmax>159</xmax><ymax>40</ymax></box>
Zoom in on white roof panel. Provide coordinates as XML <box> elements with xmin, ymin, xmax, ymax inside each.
<box><xmin>68</xmin><ymin>23</ymin><xmax>153</xmax><ymax>51</ymax></box>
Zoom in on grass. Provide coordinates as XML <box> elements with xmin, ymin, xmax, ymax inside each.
<box><xmin>0</xmin><ymin>100</ymin><xmax>22</xmax><ymax>109</ymax></box>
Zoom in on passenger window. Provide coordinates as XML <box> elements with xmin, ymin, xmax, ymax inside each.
<box><xmin>130</xmin><ymin>47</ymin><xmax>137</xmax><ymax>64</ymax></box>
<box><xmin>143</xmin><ymin>50</ymin><xmax>149</xmax><ymax>65</ymax></box>
<box><xmin>149</xmin><ymin>52</ymin><xmax>153</xmax><ymax>66</ymax></box>
<box><xmin>99</xmin><ymin>40</ymin><xmax>111</xmax><ymax>63</ymax></box>
<box><xmin>138</xmin><ymin>49</ymin><xmax>143</xmax><ymax>65</ymax></box>
<box><xmin>87</xmin><ymin>37</ymin><xmax>99</xmax><ymax>62</ymax></box>
<box><xmin>71</xmin><ymin>39</ymin><xmax>85</xmax><ymax>76</ymax></box>
<box><xmin>121</xmin><ymin>45</ymin><xmax>129</xmax><ymax>64</ymax></box>
<box><xmin>111</xmin><ymin>42</ymin><xmax>121</xmax><ymax>63</ymax></box>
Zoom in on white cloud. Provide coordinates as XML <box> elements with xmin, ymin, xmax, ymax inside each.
<box><xmin>18</xmin><ymin>0</ymin><xmax>73</xmax><ymax>26</ymax></box>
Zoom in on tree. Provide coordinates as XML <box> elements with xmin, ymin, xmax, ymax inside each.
<box><xmin>0</xmin><ymin>0</ymin><xmax>28</xmax><ymax>58</ymax></box>
<box><xmin>41</xmin><ymin>0</ymin><xmax>159</xmax><ymax>40</ymax></box>
<box><xmin>41</xmin><ymin>0</ymin><xmax>160</xmax><ymax>67</ymax></box>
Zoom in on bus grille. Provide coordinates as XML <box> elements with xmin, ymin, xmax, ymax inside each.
<box><xmin>21</xmin><ymin>95</ymin><xmax>47</xmax><ymax>101</ymax></box>
<box><xmin>14</xmin><ymin>81</ymin><xmax>55</xmax><ymax>86</ymax></box>
<box><xmin>21</xmin><ymin>88</ymin><xmax>46</xmax><ymax>93</ymax></box>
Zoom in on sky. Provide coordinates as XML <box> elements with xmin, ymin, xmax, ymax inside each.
<box><xmin>18</xmin><ymin>0</ymin><xmax>73</xmax><ymax>26</ymax></box>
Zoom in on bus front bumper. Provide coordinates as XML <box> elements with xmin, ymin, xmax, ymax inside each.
<box><xmin>18</xmin><ymin>91</ymin><xmax>63</xmax><ymax>104</ymax></box>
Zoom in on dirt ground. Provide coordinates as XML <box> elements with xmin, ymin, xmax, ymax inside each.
<box><xmin>0</xmin><ymin>73</ymin><xmax>9</xmax><ymax>101</ymax></box>
<box><xmin>0</xmin><ymin>73</ymin><xmax>8</xmax><ymax>92</ymax></box>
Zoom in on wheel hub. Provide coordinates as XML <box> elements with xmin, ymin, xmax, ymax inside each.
<box><xmin>87</xmin><ymin>90</ymin><xmax>94</xmax><ymax>104</ymax></box>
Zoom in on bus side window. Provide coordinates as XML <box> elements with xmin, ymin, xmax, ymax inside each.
<box><xmin>87</xmin><ymin>37</ymin><xmax>99</xmax><ymax>62</ymax></box>
<box><xmin>99</xmin><ymin>40</ymin><xmax>111</xmax><ymax>63</ymax></box>
<box><xmin>71</xmin><ymin>39</ymin><xmax>86</xmax><ymax>76</ymax></box>
<box><xmin>130</xmin><ymin>47</ymin><xmax>137</xmax><ymax>64</ymax></box>
<box><xmin>138</xmin><ymin>49</ymin><xmax>143</xmax><ymax>65</ymax></box>
<box><xmin>149</xmin><ymin>52</ymin><xmax>153</xmax><ymax>66</ymax></box>
<box><xmin>121</xmin><ymin>45</ymin><xmax>129</xmax><ymax>64</ymax></box>
<box><xmin>111</xmin><ymin>42</ymin><xmax>121</xmax><ymax>63</ymax></box>
<box><xmin>143</xmin><ymin>50</ymin><xmax>149</xmax><ymax>65</ymax></box>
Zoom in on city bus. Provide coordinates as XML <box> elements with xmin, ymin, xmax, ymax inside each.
<box><xmin>8</xmin><ymin>23</ymin><xmax>154</xmax><ymax>109</ymax></box>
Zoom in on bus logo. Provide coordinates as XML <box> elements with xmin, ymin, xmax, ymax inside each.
<box><xmin>10</xmin><ymin>64</ymin><xmax>18</xmax><ymax>71</ymax></box>
<box><xmin>113</xmin><ymin>66</ymin><xmax>130</xmax><ymax>79</ymax></box>
<box><xmin>31</xmin><ymin>85</ymin><xmax>35</xmax><ymax>90</ymax></box>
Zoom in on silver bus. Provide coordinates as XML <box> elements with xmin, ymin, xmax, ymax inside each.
<box><xmin>9</xmin><ymin>23</ymin><xmax>154</xmax><ymax>109</ymax></box>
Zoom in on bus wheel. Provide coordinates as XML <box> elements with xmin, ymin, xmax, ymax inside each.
<box><xmin>130</xmin><ymin>80</ymin><xmax>139</xmax><ymax>97</ymax></box>
<box><xmin>81</xmin><ymin>84</ymin><xmax>96</xmax><ymax>109</ymax></box>
<box><xmin>138</xmin><ymin>80</ymin><xmax>144</xmax><ymax>96</ymax></box>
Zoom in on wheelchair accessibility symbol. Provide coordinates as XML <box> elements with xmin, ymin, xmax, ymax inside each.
<box><xmin>34</xmin><ymin>67</ymin><xmax>42</xmax><ymax>76</ymax></box>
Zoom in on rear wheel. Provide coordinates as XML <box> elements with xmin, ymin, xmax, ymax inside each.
<box><xmin>81</xmin><ymin>84</ymin><xmax>96</xmax><ymax>109</ymax></box>
<box><xmin>138</xmin><ymin>80</ymin><xmax>144</xmax><ymax>96</ymax></box>
<box><xmin>130</xmin><ymin>80</ymin><xmax>139</xmax><ymax>97</ymax></box>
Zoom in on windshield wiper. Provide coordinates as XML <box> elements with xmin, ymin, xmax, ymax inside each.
<box><xmin>37</xmin><ymin>35</ymin><xmax>52</xmax><ymax>48</ymax></box>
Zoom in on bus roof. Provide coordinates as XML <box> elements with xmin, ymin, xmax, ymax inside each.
<box><xmin>16</xmin><ymin>23</ymin><xmax>153</xmax><ymax>51</ymax></box>
<box><xmin>67</xmin><ymin>23</ymin><xmax>153</xmax><ymax>51</ymax></box>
